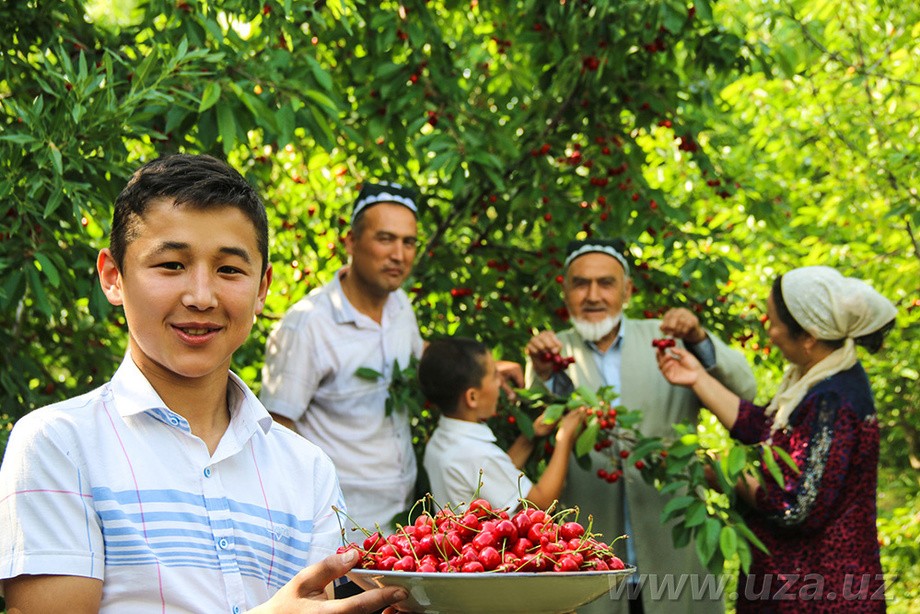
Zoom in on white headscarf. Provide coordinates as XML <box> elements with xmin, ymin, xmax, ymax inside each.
<box><xmin>765</xmin><ymin>266</ymin><xmax>897</xmax><ymax>431</ymax></box>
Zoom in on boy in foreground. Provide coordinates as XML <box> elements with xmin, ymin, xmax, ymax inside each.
<box><xmin>0</xmin><ymin>154</ymin><xmax>406</xmax><ymax>613</ymax></box>
<box><xmin>419</xmin><ymin>337</ymin><xmax>585</xmax><ymax>511</ymax></box>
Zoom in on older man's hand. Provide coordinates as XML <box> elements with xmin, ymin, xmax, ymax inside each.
<box><xmin>525</xmin><ymin>330</ymin><xmax>563</xmax><ymax>381</ymax></box>
<box><xmin>659</xmin><ymin>308</ymin><xmax>707</xmax><ymax>344</ymax></box>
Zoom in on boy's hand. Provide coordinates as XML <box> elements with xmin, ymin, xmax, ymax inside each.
<box><xmin>496</xmin><ymin>360</ymin><xmax>524</xmax><ymax>402</ymax></box>
<box><xmin>531</xmin><ymin>410</ymin><xmax>556</xmax><ymax>438</ymax></box>
<box><xmin>554</xmin><ymin>407</ymin><xmax>587</xmax><ymax>446</ymax></box>
<box><xmin>249</xmin><ymin>549</ymin><xmax>407</xmax><ymax>613</ymax></box>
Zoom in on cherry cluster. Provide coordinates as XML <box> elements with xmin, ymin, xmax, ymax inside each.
<box><xmin>538</xmin><ymin>350</ymin><xmax>576</xmax><ymax>372</ymax></box>
<box><xmin>651</xmin><ymin>337</ymin><xmax>676</xmax><ymax>349</ymax></box>
<box><xmin>339</xmin><ymin>499</ymin><xmax>625</xmax><ymax>574</ymax></box>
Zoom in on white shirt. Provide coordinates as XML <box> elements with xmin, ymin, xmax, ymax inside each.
<box><xmin>260</xmin><ymin>270</ymin><xmax>424</xmax><ymax>530</ymax></box>
<box><xmin>0</xmin><ymin>354</ymin><xmax>345</xmax><ymax>614</ymax></box>
<box><xmin>423</xmin><ymin>416</ymin><xmax>533</xmax><ymax>512</ymax></box>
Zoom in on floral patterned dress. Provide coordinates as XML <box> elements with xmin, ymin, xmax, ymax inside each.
<box><xmin>729</xmin><ymin>363</ymin><xmax>886</xmax><ymax>613</ymax></box>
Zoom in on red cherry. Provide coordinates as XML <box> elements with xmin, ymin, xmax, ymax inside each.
<box><xmin>560</xmin><ymin>521</ymin><xmax>585</xmax><ymax>541</ymax></box>
<box><xmin>461</xmin><ymin>561</ymin><xmax>485</xmax><ymax>573</ymax></box>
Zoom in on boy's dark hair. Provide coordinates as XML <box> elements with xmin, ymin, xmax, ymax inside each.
<box><xmin>418</xmin><ymin>337</ymin><xmax>490</xmax><ymax>414</ymax></box>
<box><xmin>110</xmin><ymin>153</ymin><xmax>269</xmax><ymax>274</ymax></box>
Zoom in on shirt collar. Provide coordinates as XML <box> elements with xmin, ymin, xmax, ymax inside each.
<box><xmin>328</xmin><ymin>266</ymin><xmax>408</xmax><ymax>327</ymax></box>
<box><xmin>109</xmin><ymin>352</ymin><xmax>273</xmax><ymax>436</ymax></box>
<box><xmin>328</xmin><ymin>268</ymin><xmax>359</xmax><ymax>325</ymax></box>
<box><xmin>437</xmin><ymin>416</ymin><xmax>497</xmax><ymax>443</ymax></box>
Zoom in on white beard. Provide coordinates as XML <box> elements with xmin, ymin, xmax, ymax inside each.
<box><xmin>571</xmin><ymin>314</ymin><xmax>622</xmax><ymax>342</ymax></box>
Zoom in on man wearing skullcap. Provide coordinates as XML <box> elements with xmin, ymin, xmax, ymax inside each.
<box><xmin>658</xmin><ymin>266</ymin><xmax>894</xmax><ymax>612</ymax></box>
<box><xmin>525</xmin><ymin>238</ymin><xmax>757</xmax><ymax>614</ymax></box>
<box><xmin>261</xmin><ymin>181</ymin><xmax>424</xmax><ymax>532</ymax></box>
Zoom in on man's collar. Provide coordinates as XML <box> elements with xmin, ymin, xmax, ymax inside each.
<box><xmin>329</xmin><ymin>267</ymin><xmax>407</xmax><ymax>327</ymax></box>
<box><xmin>329</xmin><ymin>269</ymin><xmax>359</xmax><ymax>325</ymax></box>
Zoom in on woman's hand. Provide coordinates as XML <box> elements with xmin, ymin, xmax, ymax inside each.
<box><xmin>656</xmin><ymin>346</ymin><xmax>704</xmax><ymax>387</ymax></box>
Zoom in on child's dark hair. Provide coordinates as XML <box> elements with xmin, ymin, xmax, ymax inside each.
<box><xmin>772</xmin><ymin>276</ymin><xmax>892</xmax><ymax>353</ymax></box>
<box><xmin>418</xmin><ymin>337</ymin><xmax>490</xmax><ymax>414</ymax></box>
<box><xmin>110</xmin><ymin>153</ymin><xmax>269</xmax><ymax>274</ymax></box>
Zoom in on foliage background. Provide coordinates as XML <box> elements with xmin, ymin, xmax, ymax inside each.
<box><xmin>1</xmin><ymin>0</ymin><xmax>917</xmax><ymax>609</ymax></box>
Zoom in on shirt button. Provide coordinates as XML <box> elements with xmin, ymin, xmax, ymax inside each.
<box><xmin>218</xmin><ymin>537</ymin><xmax>230</xmax><ymax>549</ymax></box>
<box><xmin>203</xmin><ymin>467</ymin><xmax>212</xmax><ymax>478</ymax></box>
<box><xmin>232</xmin><ymin>606</ymin><xmax>241</xmax><ymax>614</ymax></box>
<box><xmin>168</xmin><ymin>416</ymin><xmax>180</xmax><ymax>426</ymax></box>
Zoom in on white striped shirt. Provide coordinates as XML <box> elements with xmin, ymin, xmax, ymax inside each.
<box><xmin>0</xmin><ymin>354</ymin><xmax>345</xmax><ymax>613</ymax></box>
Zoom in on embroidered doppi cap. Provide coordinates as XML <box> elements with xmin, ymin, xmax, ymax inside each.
<box><xmin>781</xmin><ymin>265</ymin><xmax>897</xmax><ymax>341</ymax></box>
<box><xmin>351</xmin><ymin>180</ymin><xmax>419</xmax><ymax>223</ymax></box>
<box><xmin>563</xmin><ymin>238</ymin><xmax>630</xmax><ymax>274</ymax></box>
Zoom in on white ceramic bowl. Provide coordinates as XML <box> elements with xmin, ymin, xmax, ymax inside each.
<box><xmin>347</xmin><ymin>566</ymin><xmax>636</xmax><ymax>614</ymax></box>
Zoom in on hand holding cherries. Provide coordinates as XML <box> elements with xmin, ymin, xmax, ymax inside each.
<box><xmin>538</xmin><ymin>350</ymin><xmax>576</xmax><ymax>372</ymax></box>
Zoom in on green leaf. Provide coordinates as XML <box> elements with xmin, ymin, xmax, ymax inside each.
<box><xmin>628</xmin><ymin>439</ymin><xmax>663</xmax><ymax>464</ymax></box>
<box><xmin>668</xmin><ymin>442</ymin><xmax>699</xmax><ymax>459</ymax></box>
<box><xmin>574</xmin><ymin>386</ymin><xmax>598</xmax><ymax>406</ymax></box>
<box><xmin>0</xmin><ymin>270</ymin><xmax>25</xmax><ymax>311</ymax></box>
<box><xmin>761</xmin><ymin>446</ymin><xmax>786</xmax><ymax>488</ymax></box>
<box><xmin>719</xmin><ymin>526</ymin><xmax>738</xmax><ymax>560</ymax></box>
<box><xmin>659</xmin><ymin>479</ymin><xmax>688</xmax><ymax>495</ymax></box>
<box><xmin>25</xmin><ymin>266</ymin><xmax>52</xmax><ymax>318</ymax></box>
<box><xmin>34</xmin><ymin>253</ymin><xmax>61</xmax><ymax>288</ymax></box>
<box><xmin>660</xmin><ymin>495</ymin><xmax>695</xmax><ymax>522</ymax></box>
<box><xmin>375</xmin><ymin>62</ymin><xmax>404</xmax><ymax>80</ymax></box>
<box><xmin>727</xmin><ymin>445</ymin><xmax>747</xmax><ymax>478</ymax></box>
<box><xmin>48</xmin><ymin>143</ymin><xmax>63</xmax><ymax>176</ymax></box>
<box><xmin>216</xmin><ymin>104</ymin><xmax>237</xmax><ymax>156</ymax></box>
<box><xmin>672</xmin><ymin>524</ymin><xmax>691</xmax><ymax>549</ymax></box>
<box><xmin>772</xmin><ymin>446</ymin><xmax>801</xmax><ymax>475</ymax></box>
<box><xmin>355</xmin><ymin>367</ymin><xmax>383</xmax><ymax>380</ymax></box>
<box><xmin>694</xmin><ymin>0</ymin><xmax>713</xmax><ymax>22</ymax></box>
<box><xmin>304</xmin><ymin>56</ymin><xmax>334</xmax><ymax>91</ymax></box>
<box><xmin>0</xmin><ymin>133</ymin><xmax>37</xmax><ymax>145</ymax></box>
<box><xmin>736</xmin><ymin>537</ymin><xmax>752</xmax><ymax>574</ymax></box>
<box><xmin>684</xmin><ymin>501</ymin><xmax>707</xmax><ymax>527</ymax></box>
<box><xmin>542</xmin><ymin>403</ymin><xmax>566</xmax><ymax>422</ymax></box>
<box><xmin>43</xmin><ymin>189</ymin><xmax>63</xmax><ymax>218</ymax></box>
<box><xmin>199</xmin><ymin>81</ymin><xmax>221</xmax><ymax>112</ymax></box>
<box><xmin>694</xmin><ymin>517</ymin><xmax>721</xmax><ymax>566</ymax></box>
<box><xmin>575</xmin><ymin>421</ymin><xmax>600</xmax><ymax>457</ymax></box>
<box><xmin>734</xmin><ymin>521</ymin><xmax>769</xmax><ymax>554</ymax></box>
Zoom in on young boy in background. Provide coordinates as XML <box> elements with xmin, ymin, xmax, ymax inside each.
<box><xmin>0</xmin><ymin>154</ymin><xmax>405</xmax><ymax>614</ymax></box>
<box><xmin>419</xmin><ymin>337</ymin><xmax>585</xmax><ymax>511</ymax></box>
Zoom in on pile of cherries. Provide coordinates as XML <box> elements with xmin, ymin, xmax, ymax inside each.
<box><xmin>538</xmin><ymin>350</ymin><xmax>576</xmax><ymax>372</ymax></box>
<box><xmin>339</xmin><ymin>499</ymin><xmax>625</xmax><ymax>573</ymax></box>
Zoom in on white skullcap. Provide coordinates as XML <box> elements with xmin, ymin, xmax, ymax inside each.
<box><xmin>781</xmin><ymin>266</ymin><xmax>897</xmax><ymax>340</ymax></box>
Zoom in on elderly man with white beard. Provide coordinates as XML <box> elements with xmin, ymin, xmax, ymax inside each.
<box><xmin>525</xmin><ymin>238</ymin><xmax>756</xmax><ymax>614</ymax></box>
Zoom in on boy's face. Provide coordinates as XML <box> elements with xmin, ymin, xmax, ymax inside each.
<box><xmin>471</xmin><ymin>351</ymin><xmax>502</xmax><ymax>421</ymax></box>
<box><xmin>97</xmin><ymin>198</ymin><xmax>271</xmax><ymax>384</ymax></box>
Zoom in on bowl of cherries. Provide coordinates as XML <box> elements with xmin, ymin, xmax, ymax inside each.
<box><xmin>341</xmin><ymin>498</ymin><xmax>635</xmax><ymax>614</ymax></box>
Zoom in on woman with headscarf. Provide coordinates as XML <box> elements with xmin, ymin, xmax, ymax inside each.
<box><xmin>657</xmin><ymin>266</ymin><xmax>895</xmax><ymax>612</ymax></box>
